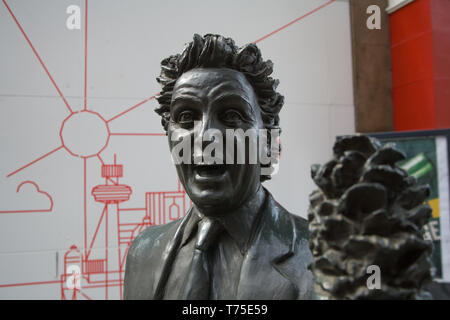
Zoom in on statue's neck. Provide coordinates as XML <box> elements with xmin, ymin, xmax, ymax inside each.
<box><xmin>193</xmin><ymin>184</ymin><xmax>266</xmax><ymax>252</ymax></box>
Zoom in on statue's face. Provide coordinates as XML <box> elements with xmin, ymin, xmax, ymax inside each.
<box><xmin>167</xmin><ymin>68</ymin><xmax>264</xmax><ymax>214</ymax></box>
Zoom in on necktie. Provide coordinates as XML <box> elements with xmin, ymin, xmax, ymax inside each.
<box><xmin>178</xmin><ymin>217</ymin><xmax>222</xmax><ymax>299</ymax></box>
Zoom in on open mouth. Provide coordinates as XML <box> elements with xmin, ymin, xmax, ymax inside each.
<box><xmin>194</xmin><ymin>164</ymin><xmax>227</xmax><ymax>177</ymax></box>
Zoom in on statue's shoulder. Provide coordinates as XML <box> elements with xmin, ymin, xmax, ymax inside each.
<box><xmin>269</xmin><ymin>194</ymin><xmax>309</xmax><ymax>240</ymax></box>
<box><xmin>128</xmin><ymin>219</ymin><xmax>181</xmax><ymax>259</ymax></box>
<box><xmin>290</xmin><ymin>213</ymin><xmax>310</xmax><ymax>240</ymax></box>
<box><xmin>124</xmin><ymin>219</ymin><xmax>183</xmax><ymax>299</ymax></box>
<box><xmin>268</xmin><ymin>194</ymin><xmax>314</xmax><ymax>299</ymax></box>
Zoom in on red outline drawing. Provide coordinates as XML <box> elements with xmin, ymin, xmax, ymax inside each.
<box><xmin>2</xmin><ymin>0</ymin><xmax>73</xmax><ymax>113</ymax></box>
<box><xmin>58</xmin><ymin>157</ymin><xmax>189</xmax><ymax>300</ymax></box>
<box><xmin>0</xmin><ymin>0</ymin><xmax>336</xmax><ymax>299</ymax></box>
<box><xmin>59</xmin><ymin>110</ymin><xmax>111</xmax><ymax>158</ymax></box>
<box><xmin>0</xmin><ymin>181</ymin><xmax>53</xmax><ymax>214</ymax></box>
<box><xmin>6</xmin><ymin>146</ymin><xmax>64</xmax><ymax>178</ymax></box>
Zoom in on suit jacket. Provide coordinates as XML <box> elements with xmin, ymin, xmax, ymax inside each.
<box><xmin>124</xmin><ymin>190</ymin><xmax>314</xmax><ymax>300</ymax></box>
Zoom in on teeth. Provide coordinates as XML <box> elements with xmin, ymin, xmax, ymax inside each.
<box><xmin>195</xmin><ymin>165</ymin><xmax>225</xmax><ymax>177</ymax></box>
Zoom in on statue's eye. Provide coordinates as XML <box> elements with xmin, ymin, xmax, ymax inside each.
<box><xmin>177</xmin><ymin>110</ymin><xmax>195</xmax><ymax>124</ymax></box>
<box><xmin>222</xmin><ymin>109</ymin><xmax>244</xmax><ymax>124</ymax></box>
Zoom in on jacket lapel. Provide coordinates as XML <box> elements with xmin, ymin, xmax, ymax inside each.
<box><xmin>151</xmin><ymin>191</ymin><xmax>313</xmax><ymax>300</ymax></box>
<box><xmin>153</xmin><ymin>207</ymin><xmax>194</xmax><ymax>299</ymax></box>
<box><xmin>237</xmin><ymin>193</ymin><xmax>299</xmax><ymax>299</ymax></box>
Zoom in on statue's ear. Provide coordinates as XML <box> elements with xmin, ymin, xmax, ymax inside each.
<box><xmin>265</xmin><ymin>129</ymin><xmax>271</xmax><ymax>158</ymax></box>
<box><xmin>260</xmin><ymin>127</ymin><xmax>281</xmax><ymax>180</ymax></box>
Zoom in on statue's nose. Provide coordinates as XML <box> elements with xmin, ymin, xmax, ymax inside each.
<box><xmin>192</xmin><ymin>115</ymin><xmax>223</xmax><ymax>164</ymax></box>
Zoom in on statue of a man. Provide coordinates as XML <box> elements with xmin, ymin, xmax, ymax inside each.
<box><xmin>124</xmin><ymin>34</ymin><xmax>314</xmax><ymax>299</ymax></box>
<box><xmin>124</xmin><ymin>34</ymin><xmax>433</xmax><ymax>300</ymax></box>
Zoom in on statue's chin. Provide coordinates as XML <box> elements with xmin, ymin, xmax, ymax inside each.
<box><xmin>182</xmin><ymin>170</ymin><xmax>235</xmax><ymax>210</ymax></box>
<box><xmin>179</xmin><ymin>166</ymin><xmax>260</xmax><ymax>215</ymax></box>
<box><xmin>190</xmin><ymin>189</ymin><xmax>233</xmax><ymax>214</ymax></box>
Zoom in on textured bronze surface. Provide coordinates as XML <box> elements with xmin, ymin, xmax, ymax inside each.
<box><xmin>309</xmin><ymin>135</ymin><xmax>433</xmax><ymax>299</ymax></box>
<box><xmin>124</xmin><ymin>34</ymin><xmax>432</xmax><ymax>300</ymax></box>
<box><xmin>124</xmin><ymin>34</ymin><xmax>313</xmax><ymax>300</ymax></box>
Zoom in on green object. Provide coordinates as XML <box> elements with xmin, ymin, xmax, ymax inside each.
<box><xmin>381</xmin><ymin>138</ymin><xmax>442</xmax><ymax>279</ymax></box>
<box><xmin>399</xmin><ymin>152</ymin><xmax>433</xmax><ymax>178</ymax></box>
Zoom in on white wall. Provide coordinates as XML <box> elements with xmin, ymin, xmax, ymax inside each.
<box><xmin>0</xmin><ymin>0</ymin><xmax>355</xmax><ymax>299</ymax></box>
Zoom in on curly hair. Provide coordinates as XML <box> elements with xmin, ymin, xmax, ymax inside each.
<box><xmin>155</xmin><ymin>33</ymin><xmax>284</xmax><ymax>181</ymax></box>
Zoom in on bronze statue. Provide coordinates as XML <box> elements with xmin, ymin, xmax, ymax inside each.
<box><xmin>123</xmin><ymin>34</ymin><xmax>433</xmax><ymax>300</ymax></box>
<box><xmin>309</xmin><ymin>135</ymin><xmax>433</xmax><ymax>299</ymax></box>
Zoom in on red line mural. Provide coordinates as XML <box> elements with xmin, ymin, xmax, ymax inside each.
<box><xmin>58</xmin><ymin>157</ymin><xmax>189</xmax><ymax>300</ymax></box>
<box><xmin>0</xmin><ymin>0</ymin><xmax>336</xmax><ymax>299</ymax></box>
<box><xmin>1</xmin><ymin>154</ymin><xmax>190</xmax><ymax>300</ymax></box>
<box><xmin>0</xmin><ymin>181</ymin><xmax>53</xmax><ymax>214</ymax></box>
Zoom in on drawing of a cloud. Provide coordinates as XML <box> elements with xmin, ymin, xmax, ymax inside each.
<box><xmin>0</xmin><ymin>181</ymin><xmax>53</xmax><ymax>214</ymax></box>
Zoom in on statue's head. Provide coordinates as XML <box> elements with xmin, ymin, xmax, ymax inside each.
<box><xmin>155</xmin><ymin>34</ymin><xmax>284</xmax><ymax>214</ymax></box>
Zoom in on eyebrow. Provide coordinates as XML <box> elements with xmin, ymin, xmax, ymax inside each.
<box><xmin>212</xmin><ymin>93</ymin><xmax>252</xmax><ymax>107</ymax></box>
<box><xmin>171</xmin><ymin>94</ymin><xmax>203</xmax><ymax>106</ymax></box>
<box><xmin>212</xmin><ymin>93</ymin><xmax>255</xmax><ymax>117</ymax></box>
